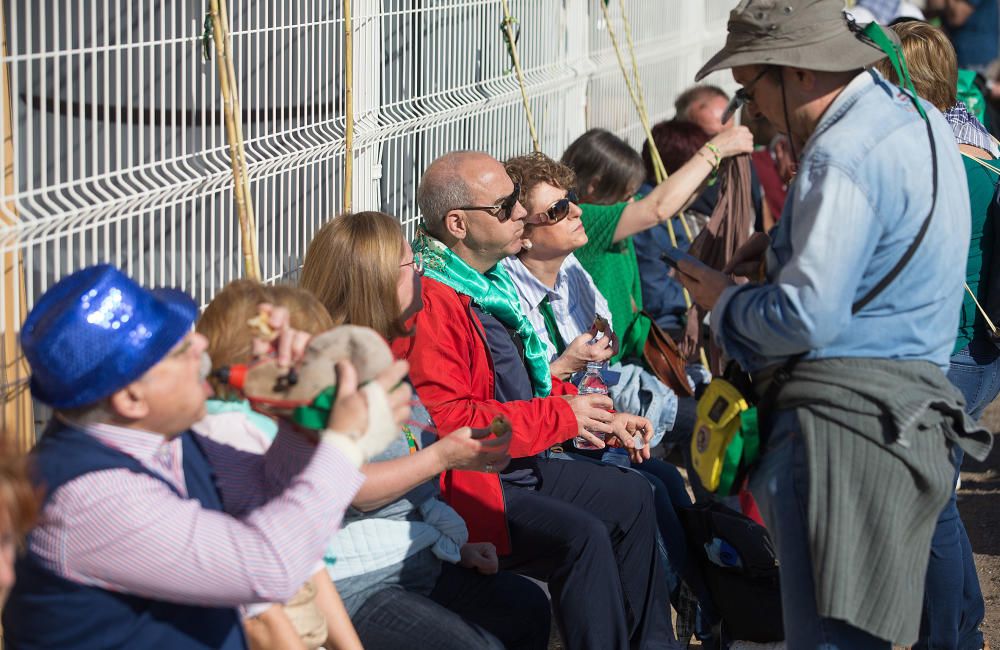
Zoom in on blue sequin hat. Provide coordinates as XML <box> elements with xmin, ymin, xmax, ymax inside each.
<box><xmin>21</xmin><ymin>264</ymin><xmax>198</xmax><ymax>409</ymax></box>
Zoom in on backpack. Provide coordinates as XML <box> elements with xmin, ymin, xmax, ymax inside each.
<box><xmin>679</xmin><ymin>501</ymin><xmax>784</xmax><ymax>643</ymax></box>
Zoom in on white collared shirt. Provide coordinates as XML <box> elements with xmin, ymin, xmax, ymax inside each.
<box><xmin>502</xmin><ymin>253</ymin><xmax>613</xmax><ymax>360</ymax></box>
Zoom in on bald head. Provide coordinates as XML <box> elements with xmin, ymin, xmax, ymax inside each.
<box><xmin>418</xmin><ymin>151</ymin><xmax>499</xmax><ymax>237</ymax></box>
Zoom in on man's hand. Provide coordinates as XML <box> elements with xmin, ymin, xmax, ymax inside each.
<box><xmin>563</xmin><ymin>393</ymin><xmax>614</xmax><ymax>432</ymax></box>
<box><xmin>723</xmin><ymin>231</ymin><xmax>771</xmax><ymax>280</ymax></box>
<box><xmin>549</xmin><ymin>332</ymin><xmax>615</xmax><ymax>380</ymax></box>
<box><xmin>431</xmin><ymin>426</ymin><xmax>512</xmax><ymax>474</ymax></box>
<box><xmin>459</xmin><ymin>542</ymin><xmax>499</xmax><ymax>575</ymax></box>
<box><xmin>676</xmin><ymin>258</ymin><xmax>735</xmax><ymax>311</ymax></box>
<box><xmin>323</xmin><ymin>360</ymin><xmax>412</xmax><ymax>465</ymax></box>
<box><xmin>608</xmin><ymin>413</ymin><xmax>654</xmax><ymax>464</ymax></box>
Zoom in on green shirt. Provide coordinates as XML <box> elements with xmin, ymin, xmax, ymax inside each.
<box><xmin>575</xmin><ymin>202</ymin><xmax>650</xmax><ymax>363</ymax></box>
<box><xmin>955</xmin><ymin>155</ymin><xmax>998</xmax><ymax>354</ymax></box>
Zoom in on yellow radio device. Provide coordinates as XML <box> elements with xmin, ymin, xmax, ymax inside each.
<box><xmin>690</xmin><ymin>378</ymin><xmax>760</xmax><ymax>496</ymax></box>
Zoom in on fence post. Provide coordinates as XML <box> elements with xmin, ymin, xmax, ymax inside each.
<box><xmin>0</xmin><ymin>0</ymin><xmax>34</xmax><ymax>452</ymax></box>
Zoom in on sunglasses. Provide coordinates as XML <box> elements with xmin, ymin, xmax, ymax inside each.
<box><xmin>400</xmin><ymin>251</ymin><xmax>425</xmax><ymax>276</ymax></box>
<box><xmin>532</xmin><ymin>190</ymin><xmax>579</xmax><ymax>225</ymax></box>
<box><xmin>456</xmin><ymin>182</ymin><xmax>522</xmax><ymax>223</ymax></box>
<box><xmin>721</xmin><ymin>67</ymin><xmax>771</xmax><ymax>125</ymax></box>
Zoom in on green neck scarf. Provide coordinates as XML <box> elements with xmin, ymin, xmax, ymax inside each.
<box><xmin>413</xmin><ymin>228</ymin><xmax>552</xmax><ymax>397</ymax></box>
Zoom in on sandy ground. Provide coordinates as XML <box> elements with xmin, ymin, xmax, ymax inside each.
<box><xmin>960</xmin><ymin>399</ymin><xmax>1000</xmax><ymax>647</ymax></box>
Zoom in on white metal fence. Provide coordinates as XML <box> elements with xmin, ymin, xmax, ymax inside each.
<box><xmin>0</xmin><ymin>0</ymin><xmax>736</xmax><ymax>433</ymax></box>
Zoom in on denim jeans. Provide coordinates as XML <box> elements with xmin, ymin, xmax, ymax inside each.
<box><xmin>749</xmin><ymin>410</ymin><xmax>892</xmax><ymax>649</ymax></box>
<box><xmin>916</xmin><ymin>339</ymin><xmax>1000</xmax><ymax>649</ymax></box>
<box><xmin>351</xmin><ymin>562</ymin><xmax>551</xmax><ymax>650</ymax></box>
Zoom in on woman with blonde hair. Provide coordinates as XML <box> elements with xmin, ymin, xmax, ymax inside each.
<box><xmin>876</xmin><ymin>20</ymin><xmax>997</xmax><ymax>650</ymax></box>
<box><xmin>299</xmin><ymin>218</ymin><xmax>552</xmax><ymax>650</ymax></box>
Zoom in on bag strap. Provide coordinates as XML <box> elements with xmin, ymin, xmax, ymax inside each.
<box><xmin>961</xmin><ymin>151</ymin><xmax>1000</xmax><ymax>176</ymax></box>
<box><xmin>958</xmin><ymin>151</ymin><xmax>1000</xmax><ymax>337</ymax></box>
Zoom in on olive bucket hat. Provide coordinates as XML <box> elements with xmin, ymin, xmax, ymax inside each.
<box><xmin>696</xmin><ymin>0</ymin><xmax>896</xmax><ymax>81</ymax></box>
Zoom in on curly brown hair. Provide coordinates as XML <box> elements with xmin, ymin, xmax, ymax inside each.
<box><xmin>504</xmin><ymin>152</ymin><xmax>576</xmax><ymax>213</ymax></box>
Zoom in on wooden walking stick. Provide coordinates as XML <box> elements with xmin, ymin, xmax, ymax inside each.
<box><xmin>209</xmin><ymin>0</ymin><xmax>261</xmax><ymax>281</ymax></box>
<box><xmin>499</xmin><ymin>0</ymin><xmax>541</xmax><ymax>153</ymax></box>
<box><xmin>343</xmin><ymin>0</ymin><xmax>354</xmax><ymax>213</ymax></box>
<box><xmin>0</xmin><ymin>0</ymin><xmax>33</xmax><ymax>452</ymax></box>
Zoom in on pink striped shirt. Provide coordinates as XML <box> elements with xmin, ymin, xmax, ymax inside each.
<box><xmin>30</xmin><ymin>418</ymin><xmax>364</xmax><ymax>608</ymax></box>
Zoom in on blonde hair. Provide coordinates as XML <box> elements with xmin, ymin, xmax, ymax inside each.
<box><xmin>875</xmin><ymin>21</ymin><xmax>957</xmax><ymax>112</ymax></box>
<box><xmin>197</xmin><ymin>279</ymin><xmax>333</xmax><ymax>398</ymax></box>
<box><xmin>299</xmin><ymin>212</ymin><xmax>407</xmax><ymax>341</ymax></box>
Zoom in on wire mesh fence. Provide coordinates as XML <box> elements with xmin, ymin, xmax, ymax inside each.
<box><xmin>0</xmin><ymin>0</ymin><xmax>735</xmax><ymax>439</ymax></box>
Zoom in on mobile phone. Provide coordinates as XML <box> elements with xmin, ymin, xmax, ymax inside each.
<box><xmin>660</xmin><ymin>247</ymin><xmax>698</xmax><ymax>270</ymax></box>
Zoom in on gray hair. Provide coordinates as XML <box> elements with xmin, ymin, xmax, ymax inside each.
<box><xmin>674</xmin><ymin>84</ymin><xmax>729</xmax><ymax>119</ymax></box>
<box><xmin>416</xmin><ymin>151</ymin><xmax>483</xmax><ymax>237</ymax></box>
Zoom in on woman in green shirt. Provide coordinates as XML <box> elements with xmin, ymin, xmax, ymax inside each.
<box><xmin>561</xmin><ymin>128</ymin><xmax>753</xmax><ymax>363</ymax></box>
<box><xmin>876</xmin><ymin>20</ymin><xmax>999</xmax><ymax>650</ymax></box>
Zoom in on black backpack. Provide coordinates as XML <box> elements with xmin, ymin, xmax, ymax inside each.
<box><xmin>679</xmin><ymin>501</ymin><xmax>784</xmax><ymax>643</ymax></box>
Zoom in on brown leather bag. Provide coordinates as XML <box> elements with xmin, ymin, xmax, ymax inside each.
<box><xmin>641</xmin><ymin>311</ymin><xmax>694</xmax><ymax>397</ymax></box>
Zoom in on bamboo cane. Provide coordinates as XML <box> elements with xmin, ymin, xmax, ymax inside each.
<box><xmin>0</xmin><ymin>0</ymin><xmax>34</xmax><ymax>453</ymax></box>
<box><xmin>499</xmin><ymin>0</ymin><xmax>540</xmax><ymax>153</ymax></box>
<box><xmin>601</xmin><ymin>1</ymin><xmax>708</xmax><ymax>367</ymax></box>
<box><xmin>209</xmin><ymin>0</ymin><xmax>261</xmax><ymax>281</ymax></box>
<box><xmin>616</xmin><ymin>0</ymin><xmax>693</xmax><ymax>243</ymax></box>
<box><xmin>343</xmin><ymin>0</ymin><xmax>354</xmax><ymax>214</ymax></box>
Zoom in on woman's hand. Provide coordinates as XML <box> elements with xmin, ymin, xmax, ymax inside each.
<box><xmin>708</xmin><ymin>125</ymin><xmax>754</xmax><ymax>159</ymax></box>
<box><xmin>548</xmin><ymin>332</ymin><xmax>615</xmax><ymax>380</ymax></box>
<box><xmin>430</xmin><ymin>426</ymin><xmax>512</xmax><ymax>474</ymax></box>
<box><xmin>608</xmin><ymin>412</ymin><xmax>654</xmax><ymax>464</ymax></box>
<box><xmin>459</xmin><ymin>542</ymin><xmax>499</xmax><ymax>575</ymax></box>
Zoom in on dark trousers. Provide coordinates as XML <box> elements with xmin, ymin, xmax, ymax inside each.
<box><xmin>917</xmin><ymin>340</ymin><xmax>999</xmax><ymax>649</ymax></box>
<box><xmin>500</xmin><ymin>456</ymin><xmax>674</xmax><ymax>650</ymax></box>
<box><xmin>352</xmin><ymin>562</ymin><xmax>551</xmax><ymax>650</ymax></box>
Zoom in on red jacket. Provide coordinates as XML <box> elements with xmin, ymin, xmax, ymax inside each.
<box><xmin>391</xmin><ymin>277</ymin><xmax>579</xmax><ymax>554</ymax></box>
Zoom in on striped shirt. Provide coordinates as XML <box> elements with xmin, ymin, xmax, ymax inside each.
<box><xmin>30</xmin><ymin>417</ymin><xmax>364</xmax><ymax>608</ymax></box>
<box><xmin>945</xmin><ymin>101</ymin><xmax>1000</xmax><ymax>157</ymax></box>
<box><xmin>502</xmin><ymin>254</ymin><xmax>613</xmax><ymax>360</ymax></box>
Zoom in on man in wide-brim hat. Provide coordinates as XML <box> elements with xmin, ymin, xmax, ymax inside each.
<box><xmin>675</xmin><ymin>1</ymin><xmax>993</xmax><ymax>648</ymax></box>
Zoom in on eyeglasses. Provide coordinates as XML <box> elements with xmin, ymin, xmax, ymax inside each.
<box><xmin>401</xmin><ymin>251</ymin><xmax>425</xmax><ymax>276</ymax></box>
<box><xmin>532</xmin><ymin>190</ymin><xmax>579</xmax><ymax>225</ymax></box>
<box><xmin>721</xmin><ymin>67</ymin><xmax>771</xmax><ymax>124</ymax></box>
<box><xmin>455</xmin><ymin>182</ymin><xmax>521</xmax><ymax>223</ymax></box>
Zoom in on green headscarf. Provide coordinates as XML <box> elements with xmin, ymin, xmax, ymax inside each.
<box><xmin>412</xmin><ymin>228</ymin><xmax>552</xmax><ymax>397</ymax></box>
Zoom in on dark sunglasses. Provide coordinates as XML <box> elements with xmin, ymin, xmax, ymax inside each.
<box><xmin>721</xmin><ymin>67</ymin><xmax>771</xmax><ymax>124</ymax></box>
<box><xmin>533</xmin><ymin>190</ymin><xmax>579</xmax><ymax>225</ymax></box>
<box><xmin>456</xmin><ymin>182</ymin><xmax>521</xmax><ymax>223</ymax></box>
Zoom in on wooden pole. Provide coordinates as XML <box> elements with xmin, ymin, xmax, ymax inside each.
<box><xmin>499</xmin><ymin>0</ymin><xmax>540</xmax><ymax>153</ymax></box>
<box><xmin>209</xmin><ymin>0</ymin><xmax>261</xmax><ymax>281</ymax></box>
<box><xmin>0</xmin><ymin>0</ymin><xmax>34</xmax><ymax>452</ymax></box>
<box><xmin>343</xmin><ymin>0</ymin><xmax>354</xmax><ymax>214</ymax></box>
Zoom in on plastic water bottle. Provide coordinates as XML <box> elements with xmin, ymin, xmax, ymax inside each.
<box><xmin>574</xmin><ymin>361</ymin><xmax>609</xmax><ymax>450</ymax></box>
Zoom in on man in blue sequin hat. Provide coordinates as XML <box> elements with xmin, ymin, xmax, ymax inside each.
<box><xmin>4</xmin><ymin>264</ymin><xmax>408</xmax><ymax>649</ymax></box>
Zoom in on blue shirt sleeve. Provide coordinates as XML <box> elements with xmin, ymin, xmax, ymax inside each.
<box><xmin>714</xmin><ymin>163</ymin><xmax>883</xmax><ymax>369</ymax></box>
